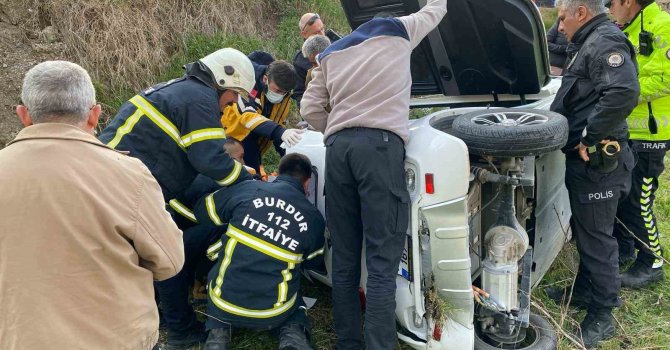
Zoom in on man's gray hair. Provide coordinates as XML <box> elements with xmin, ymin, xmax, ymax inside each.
<box><xmin>556</xmin><ymin>0</ymin><xmax>606</xmax><ymax>15</ymax></box>
<box><xmin>21</xmin><ymin>60</ymin><xmax>96</xmax><ymax>124</ymax></box>
<box><xmin>302</xmin><ymin>35</ymin><xmax>331</xmax><ymax>60</ymax></box>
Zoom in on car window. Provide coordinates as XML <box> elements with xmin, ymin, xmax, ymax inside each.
<box><xmin>410</xmin><ymin>43</ymin><xmax>441</xmax><ymax>95</ymax></box>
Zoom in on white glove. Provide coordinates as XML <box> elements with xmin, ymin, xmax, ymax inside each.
<box><xmin>281</xmin><ymin>128</ymin><xmax>305</xmax><ymax>147</ymax></box>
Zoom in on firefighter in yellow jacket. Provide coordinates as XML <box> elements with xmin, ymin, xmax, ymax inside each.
<box><xmin>608</xmin><ymin>0</ymin><xmax>670</xmax><ymax>288</ymax></box>
<box><xmin>221</xmin><ymin>57</ymin><xmax>304</xmax><ymax>172</ymax></box>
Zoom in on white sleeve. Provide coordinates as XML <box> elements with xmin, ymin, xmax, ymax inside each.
<box><xmin>397</xmin><ymin>0</ymin><xmax>447</xmax><ymax>49</ymax></box>
<box><xmin>300</xmin><ymin>65</ymin><xmax>330</xmax><ymax>132</ymax></box>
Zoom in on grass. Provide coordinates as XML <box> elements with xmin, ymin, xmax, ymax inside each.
<box><xmin>539</xmin><ymin>7</ymin><xmax>558</xmax><ymax>31</ymax></box>
<box><xmin>94</xmin><ymin>31</ymin><xmax>270</xmax><ymax>128</ymax></box>
<box><xmin>532</xmin><ymin>159</ymin><xmax>670</xmax><ymax>350</ymax></box>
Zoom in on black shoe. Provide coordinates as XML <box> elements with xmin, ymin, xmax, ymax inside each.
<box><xmin>203</xmin><ymin>327</ymin><xmax>231</xmax><ymax>350</ymax></box>
<box><xmin>545</xmin><ymin>286</ymin><xmax>591</xmax><ymax>309</ymax></box>
<box><xmin>619</xmin><ymin>251</ymin><xmax>636</xmax><ymax>267</ymax></box>
<box><xmin>165</xmin><ymin>322</ymin><xmax>207</xmax><ymax>350</ymax></box>
<box><xmin>278</xmin><ymin>323</ymin><xmax>313</xmax><ymax>350</ymax></box>
<box><xmin>621</xmin><ymin>261</ymin><xmax>664</xmax><ymax>289</ymax></box>
<box><xmin>579</xmin><ymin>309</ymin><xmax>616</xmax><ymax>349</ymax></box>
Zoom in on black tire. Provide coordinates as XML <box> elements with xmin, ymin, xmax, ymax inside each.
<box><xmin>474</xmin><ymin>313</ymin><xmax>558</xmax><ymax>350</ymax></box>
<box><xmin>451</xmin><ymin>108</ymin><xmax>568</xmax><ymax>157</ymax></box>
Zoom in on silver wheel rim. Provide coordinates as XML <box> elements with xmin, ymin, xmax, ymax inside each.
<box><xmin>471</xmin><ymin>111</ymin><xmax>549</xmax><ymax>127</ymax></box>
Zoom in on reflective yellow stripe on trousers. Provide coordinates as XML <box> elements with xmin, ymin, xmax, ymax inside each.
<box><xmin>641</xmin><ymin>177</ymin><xmax>663</xmax><ymax>267</ymax></box>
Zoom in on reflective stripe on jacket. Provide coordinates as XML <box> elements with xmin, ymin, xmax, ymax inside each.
<box><xmin>99</xmin><ymin>77</ymin><xmax>251</xmax><ymax>199</ymax></box>
<box><xmin>194</xmin><ymin>176</ymin><xmax>325</xmax><ymax>328</ymax></box>
<box><xmin>623</xmin><ymin>2</ymin><xmax>670</xmax><ymax>141</ymax></box>
<box><xmin>220</xmin><ymin>91</ymin><xmax>291</xmax><ymax>156</ymax></box>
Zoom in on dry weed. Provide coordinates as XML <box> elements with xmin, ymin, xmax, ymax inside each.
<box><xmin>5</xmin><ymin>0</ymin><xmax>282</xmax><ymax>92</ymax></box>
<box><xmin>425</xmin><ymin>286</ymin><xmax>455</xmax><ymax>332</ymax></box>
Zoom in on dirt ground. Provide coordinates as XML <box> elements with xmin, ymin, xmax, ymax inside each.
<box><xmin>0</xmin><ymin>13</ymin><xmax>65</xmax><ymax>148</ymax></box>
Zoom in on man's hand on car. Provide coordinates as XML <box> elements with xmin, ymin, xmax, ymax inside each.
<box><xmin>281</xmin><ymin>128</ymin><xmax>305</xmax><ymax>147</ymax></box>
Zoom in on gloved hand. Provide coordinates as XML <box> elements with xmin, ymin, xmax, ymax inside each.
<box><xmin>281</xmin><ymin>128</ymin><xmax>305</xmax><ymax>147</ymax></box>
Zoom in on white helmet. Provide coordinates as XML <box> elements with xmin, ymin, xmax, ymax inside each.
<box><xmin>200</xmin><ymin>48</ymin><xmax>255</xmax><ymax>98</ymax></box>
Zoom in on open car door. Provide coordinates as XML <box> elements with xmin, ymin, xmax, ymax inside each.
<box><xmin>339</xmin><ymin>0</ymin><xmax>551</xmax><ymax>97</ymax></box>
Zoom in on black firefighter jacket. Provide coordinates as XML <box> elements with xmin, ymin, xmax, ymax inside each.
<box><xmin>194</xmin><ymin>176</ymin><xmax>325</xmax><ymax>328</ymax></box>
<box><xmin>99</xmin><ymin>71</ymin><xmax>251</xmax><ymax>200</ymax></box>
<box><xmin>551</xmin><ymin>14</ymin><xmax>640</xmax><ymax>152</ymax></box>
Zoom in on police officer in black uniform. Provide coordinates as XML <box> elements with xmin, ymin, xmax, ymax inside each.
<box><xmin>194</xmin><ymin>153</ymin><xmax>325</xmax><ymax>350</ymax></box>
<box><xmin>547</xmin><ymin>0</ymin><xmax>640</xmax><ymax>348</ymax></box>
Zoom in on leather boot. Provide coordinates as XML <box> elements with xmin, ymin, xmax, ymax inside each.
<box><xmin>579</xmin><ymin>309</ymin><xmax>616</xmax><ymax>349</ymax></box>
<box><xmin>278</xmin><ymin>323</ymin><xmax>313</xmax><ymax>350</ymax></box>
<box><xmin>545</xmin><ymin>286</ymin><xmax>591</xmax><ymax>309</ymax></box>
<box><xmin>621</xmin><ymin>261</ymin><xmax>664</xmax><ymax>289</ymax></box>
<box><xmin>203</xmin><ymin>327</ymin><xmax>231</xmax><ymax>350</ymax></box>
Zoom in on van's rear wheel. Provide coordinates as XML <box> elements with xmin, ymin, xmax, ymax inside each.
<box><xmin>452</xmin><ymin>108</ymin><xmax>568</xmax><ymax>157</ymax></box>
<box><xmin>474</xmin><ymin>313</ymin><xmax>557</xmax><ymax>350</ymax></box>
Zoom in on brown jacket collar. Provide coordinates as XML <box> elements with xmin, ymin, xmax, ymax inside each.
<box><xmin>8</xmin><ymin>123</ymin><xmax>127</xmax><ymax>154</ymax></box>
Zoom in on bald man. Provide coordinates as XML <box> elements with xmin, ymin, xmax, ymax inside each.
<box><xmin>292</xmin><ymin>13</ymin><xmax>326</xmax><ymax>106</ymax></box>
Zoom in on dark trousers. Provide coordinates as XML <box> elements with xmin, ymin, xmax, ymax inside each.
<box><xmin>325</xmin><ymin>128</ymin><xmax>410</xmax><ymax>350</ymax></box>
<box><xmin>564</xmin><ymin>146</ymin><xmax>632</xmax><ymax>309</ymax></box>
<box><xmin>155</xmin><ymin>225</ymin><xmax>220</xmax><ymax>337</ymax></box>
<box><xmin>614</xmin><ymin>146</ymin><xmax>667</xmax><ymax>268</ymax></box>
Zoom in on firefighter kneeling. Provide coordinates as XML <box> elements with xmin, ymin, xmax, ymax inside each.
<box><xmin>194</xmin><ymin>153</ymin><xmax>325</xmax><ymax>350</ymax></box>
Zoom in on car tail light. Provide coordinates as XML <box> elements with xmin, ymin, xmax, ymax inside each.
<box><xmin>425</xmin><ymin>173</ymin><xmax>434</xmax><ymax>194</ymax></box>
<box><xmin>358</xmin><ymin>287</ymin><xmax>366</xmax><ymax>310</ymax></box>
<box><xmin>432</xmin><ymin>321</ymin><xmax>442</xmax><ymax>341</ymax></box>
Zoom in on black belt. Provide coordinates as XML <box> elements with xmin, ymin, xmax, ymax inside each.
<box><xmin>333</xmin><ymin>127</ymin><xmax>403</xmax><ymax>143</ymax></box>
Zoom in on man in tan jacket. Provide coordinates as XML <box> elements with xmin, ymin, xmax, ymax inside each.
<box><xmin>0</xmin><ymin>61</ymin><xmax>185</xmax><ymax>350</ymax></box>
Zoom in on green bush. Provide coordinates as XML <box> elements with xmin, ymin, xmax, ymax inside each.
<box><xmin>540</xmin><ymin>7</ymin><xmax>558</xmax><ymax>31</ymax></box>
